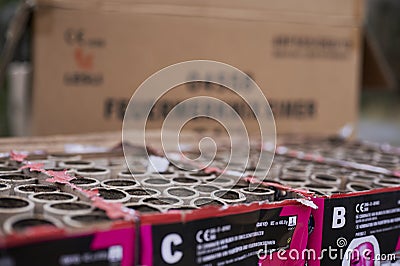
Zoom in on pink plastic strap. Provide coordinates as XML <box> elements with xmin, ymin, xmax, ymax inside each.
<box><xmin>45</xmin><ymin>170</ymin><xmax>74</xmax><ymax>184</ymax></box>
<box><xmin>20</xmin><ymin>162</ymin><xmax>45</xmax><ymax>172</ymax></box>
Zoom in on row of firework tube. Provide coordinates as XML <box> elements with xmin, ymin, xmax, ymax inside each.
<box><xmin>241</xmin><ymin>154</ymin><xmax>400</xmax><ymax>197</ymax></box>
<box><xmin>0</xmin><ymin>154</ymin><xmax>278</xmax><ymax>234</ymax></box>
<box><xmin>0</xmin><ymin>146</ymin><xmax>399</xmax><ymax>235</ymax></box>
<box><xmin>277</xmin><ymin>137</ymin><xmax>400</xmax><ymax>170</ymax></box>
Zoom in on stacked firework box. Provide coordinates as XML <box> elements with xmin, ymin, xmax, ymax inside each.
<box><xmin>275</xmin><ymin>138</ymin><xmax>400</xmax><ymax>266</ymax></box>
<box><xmin>0</xmin><ymin>136</ymin><xmax>398</xmax><ymax>266</ymax></box>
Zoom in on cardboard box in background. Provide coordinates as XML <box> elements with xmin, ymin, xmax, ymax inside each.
<box><xmin>32</xmin><ymin>0</ymin><xmax>364</xmax><ymax>136</ymax></box>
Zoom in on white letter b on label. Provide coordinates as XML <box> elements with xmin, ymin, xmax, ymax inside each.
<box><xmin>332</xmin><ymin>207</ymin><xmax>346</xmax><ymax>229</ymax></box>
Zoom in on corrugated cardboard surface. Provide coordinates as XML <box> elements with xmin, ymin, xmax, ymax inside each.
<box><xmin>32</xmin><ymin>0</ymin><xmax>363</xmax><ymax>136</ymax></box>
<box><xmin>0</xmin><ymin>131</ymin><xmax>120</xmax><ymax>152</ymax></box>
<box><xmin>0</xmin><ymin>130</ymin><xmax>202</xmax><ymax>153</ymax></box>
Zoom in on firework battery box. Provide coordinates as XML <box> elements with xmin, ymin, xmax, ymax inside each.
<box><xmin>0</xmin><ymin>222</ymin><xmax>136</xmax><ymax>266</ymax></box>
<box><xmin>32</xmin><ymin>0</ymin><xmax>363</xmax><ymax>136</ymax></box>
<box><xmin>307</xmin><ymin>187</ymin><xmax>400</xmax><ymax>266</ymax></box>
<box><xmin>139</xmin><ymin>200</ymin><xmax>311</xmax><ymax>266</ymax></box>
<box><xmin>273</xmin><ymin>138</ymin><xmax>400</xmax><ymax>266</ymax></box>
<box><xmin>0</xmin><ymin>189</ymin><xmax>313</xmax><ymax>266</ymax></box>
<box><xmin>0</xmin><ymin>143</ymin><xmax>314</xmax><ymax>266</ymax></box>
<box><xmin>0</xmin><ymin>135</ymin><xmax>398</xmax><ymax>266</ymax></box>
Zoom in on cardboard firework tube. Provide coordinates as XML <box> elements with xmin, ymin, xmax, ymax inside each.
<box><xmin>0</xmin><ymin>196</ymin><xmax>34</xmax><ymax>224</ymax></box>
<box><xmin>65</xmin><ymin>169</ymin><xmax>76</xmax><ymax>176</ymax></box>
<box><xmin>164</xmin><ymin>186</ymin><xmax>200</xmax><ymax>204</ymax></box>
<box><xmin>0</xmin><ymin>166</ymin><xmax>21</xmax><ymax>175</ymax></box>
<box><xmin>46</xmin><ymin>167</ymin><xmax>71</xmax><ymax>172</ymax></box>
<box><xmin>303</xmin><ymin>182</ymin><xmax>338</xmax><ymax>193</ymax></box>
<box><xmin>117</xmin><ymin>170</ymin><xmax>148</xmax><ymax>185</ymax></box>
<box><xmin>278</xmin><ymin>176</ymin><xmax>307</xmax><ymax>188</ymax></box>
<box><xmin>21</xmin><ymin>160</ymin><xmax>55</xmax><ymax>179</ymax></box>
<box><xmin>63</xmin><ymin>212</ymin><xmax>113</xmax><ymax>229</ymax></box>
<box><xmin>59</xmin><ymin>160</ymin><xmax>95</xmax><ymax>170</ymax></box>
<box><xmin>106</xmin><ymin>159</ymin><xmax>127</xmax><ymax>178</ymax></box>
<box><xmin>231</xmin><ymin>182</ymin><xmax>249</xmax><ymax>190</ymax></box>
<box><xmin>124</xmin><ymin>202</ymin><xmax>162</xmax><ymax>214</ymax></box>
<box><xmin>28</xmin><ymin>192</ymin><xmax>78</xmax><ymax>213</ymax></box>
<box><xmin>203</xmin><ymin>176</ymin><xmax>235</xmax><ymax>188</ymax></box>
<box><xmin>256</xmin><ymin>164</ymin><xmax>282</xmax><ymax>180</ymax></box>
<box><xmin>373</xmin><ymin>178</ymin><xmax>400</xmax><ymax>188</ymax></box>
<box><xmin>297</xmin><ymin>187</ymin><xmax>330</xmax><ymax>197</ymax></box>
<box><xmin>4</xmin><ymin>159</ymin><xmax>22</xmax><ymax>168</ymax></box>
<box><xmin>190</xmin><ymin>197</ymin><xmax>227</xmax><ymax>208</ymax></box>
<box><xmin>43</xmin><ymin>201</ymin><xmax>94</xmax><ymax>221</ymax></box>
<box><xmin>280</xmin><ymin>169</ymin><xmax>309</xmax><ymax>180</ymax></box>
<box><xmin>75</xmin><ymin>167</ymin><xmax>111</xmax><ymax>182</ymax></box>
<box><xmin>171</xmin><ymin>176</ymin><xmax>201</xmax><ymax>186</ymax></box>
<box><xmin>185</xmin><ymin>172</ymin><xmax>216</xmax><ymax>182</ymax></box>
<box><xmin>237</xmin><ymin>177</ymin><xmax>253</xmax><ymax>187</ymax></box>
<box><xmin>66</xmin><ymin>176</ymin><xmax>101</xmax><ymax>201</ymax></box>
<box><xmin>257</xmin><ymin>179</ymin><xmax>292</xmax><ymax>201</ymax></box>
<box><xmin>100</xmin><ymin>179</ymin><xmax>139</xmax><ymax>190</ymax></box>
<box><xmin>0</xmin><ymin>159</ymin><xmax>7</xmax><ymax>167</ymax></box>
<box><xmin>310</xmin><ymin>163</ymin><xmax>332</xmax><ymax>173</ymax></box>
<box><xmin>310</xmin><ymin>173</ymin><xmax>342</xmax><ymax>187</ymax></box>
<box><xmin>118</xmin><ymin>169</ymin><xmax>147</xmax><ymax>178</ymax></box>
<box><xmin>141</xmin><ymin>177</ymin><xmax>172</xmax><ymax>190</ymax></box>
<box><xmin>191</xmin><ymin>184</ymin><xmax>221</xmax><ymax>197</ymax></box>
<box><xmin>347</xmin><ymin>173</ymin><xmax>379</xmax><ymax>185</ymax></box>
<box><xmin>211</xmin><ymin>189</ymin><xmax>246</xmax><ymax>205</ymax></box>
<box><xmin>165</xmin><ymin>205</ymin><xmax>199</xmax><ymax>212</ymax></box>
<box><xmin>0</xmin><ymin>183</ymin><xmax>11</xmax><ymax>196</ymax></box>
<box><xmin>151</xmin><ymin>170</ymin><xmax>178</xmax><ymax>179</ymax></box>
<box><xmin>69</xmin><ymin>176</ymin><xmax>100</xmax><ymax>190</ymax></box>
<box><xmin>125</xmin><ymin>187</ymin><xmax>161</xmax><ymax>203</ymax></box>
<box><xmin>328</xmin><ymin>168</ymin><xmax>355</xmax><ymax>178</ymax></box>
<box><xmin>47</xmin><ymin>154</ymin><xmax>82</xmax><ymax>167</ymax></box>
<box><xmin>109</xmin><ymin>165</ymin><xmax>127</xmax><ymax>179</ymax></box>
<box><xmin>0</xmin><ymin>174</ymin><xmax>37</xmax><ymax>191</ymax></box>
<box><xmin>239</xmin><ymin>187</ymin><xmax>275</xmax><ymax>203</ymax></box>
<box><xmin>244</xmin><ymin>170</ymin><xmax>265</xmax><ymax>182</ymax></box>
<box><xmin>288</xmin><ymin>160</ymin><xmax>313</xmax><ymax>168</ymax></box>
<box><xmin>14</xmin><ymin>184</ymin><xmax>59</xmax><ymax>198</ymax></box>
<box><xmin>346</xmin><ymin>182</ymin><xmax>373</xmax><ymax>193</ymax></box>
<box><xmin>282</xmin><ymin>165</ymin><xmax>311</xmax><ymax>178</ymax></box>
<box><xmin>373</xmin><ymin>153</ymin><xmax>398</xmax><ymax>163</ymax></box>
<box><xmin>90</xmin><ymin>187</ymin><xmax>130</xmax><ymax>204</ymax></box>
<box><xmin>139</xmin><ymin>196</ymin><xmax>184</xmax><ymax>210</ymax></box>
<box><xmin>375</xmin><ymin>160</ymin><xmax>398</xmax><ymax>169</ymax></box>
<box><xmin>3</xmin><ymin>213</ymin><xmax>63</xmax><ymax>234</ymax></box>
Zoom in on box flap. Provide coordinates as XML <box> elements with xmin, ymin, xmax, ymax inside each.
<box><xmin>36</xmin><ymin>0</ymin><xmax>364</xmax><ymax>26</ymax></box>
